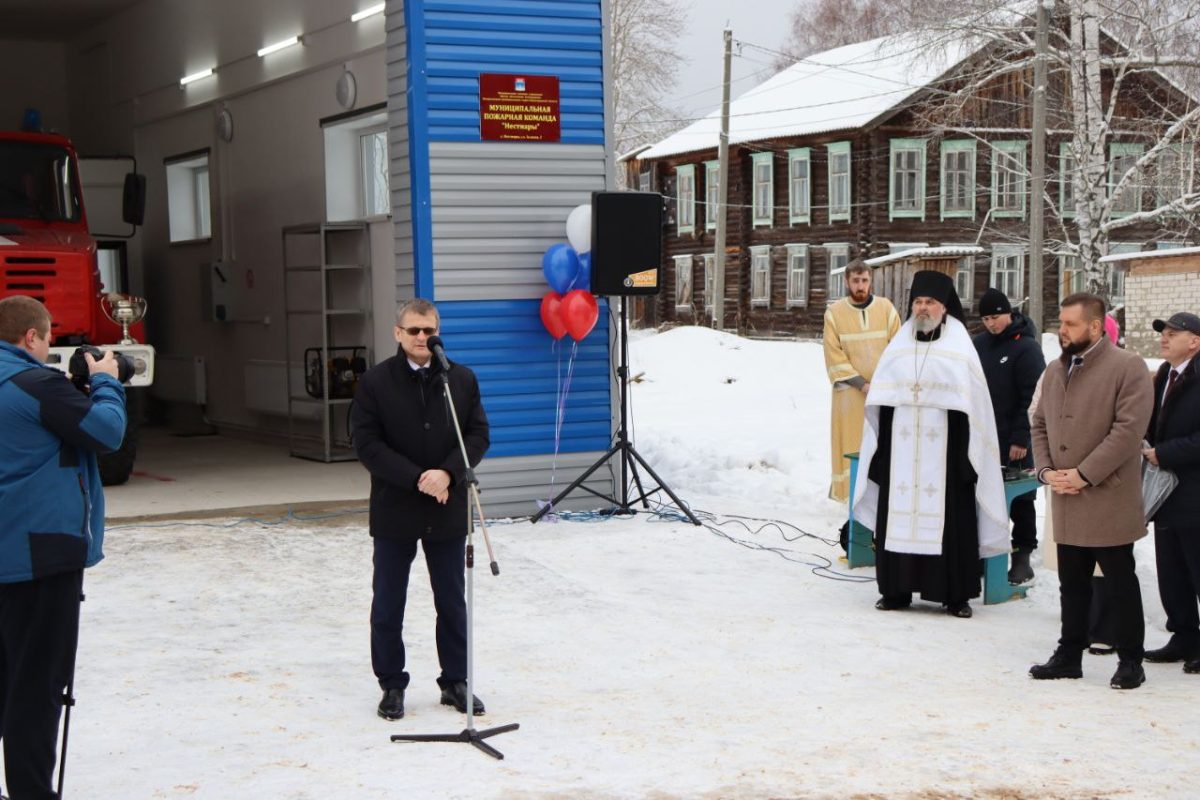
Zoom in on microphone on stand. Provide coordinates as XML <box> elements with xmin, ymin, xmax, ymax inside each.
<box><xmin>426</xmin><ymin>335</ymin><xmax>451</xmax><ymax>373</ymax></box>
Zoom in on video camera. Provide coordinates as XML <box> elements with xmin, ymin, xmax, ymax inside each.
<box><xmin>68</xmin><ymin>345</ymin><xmax>136</xmax><ymax>393</ymax></box>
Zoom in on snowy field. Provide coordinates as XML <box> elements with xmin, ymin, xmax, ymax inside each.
<box><xmin>34</xmin><ymin>328</ymin><xmax>1197</xmax><ymax>799</ymax></box>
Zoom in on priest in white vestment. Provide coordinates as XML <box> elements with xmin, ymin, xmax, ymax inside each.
<box><xmin>852</xmin><ymin>271</ymin><xmax>1008</xmax><ymax>618</ymax></box>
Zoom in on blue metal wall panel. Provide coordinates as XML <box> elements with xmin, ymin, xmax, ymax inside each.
<box><xmin>422</xmin><ymin>0</ymin><xmax>605</xmax><ymax>145</ymax></box>
<box><xmin>438</xmin><ymin>299</ymin><xmax>612</xmax><ymax>457</ymax></box>
<box><xmin>402</xmin><ymin>0</ymin><xmax>437</xmax><ymax>297</ymax></box>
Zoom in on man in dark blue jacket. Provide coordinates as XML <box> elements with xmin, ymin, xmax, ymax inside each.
<box><xmin>0</xmin><ymin>295</ymin><xmax>126</xmax><ymax>799</ymax></box>
<box><xmin>352</xmin><ymin>298</ymin><xmax>489</xmax><ymax>722</ymax></box>
<box><xmin>973</xmin><ymin>288</ymin><xmax>1046</xmax><ymax>584</ymax></box>
<box><xmin>1141</xmin><ymin>311</ymin><xmax>1200</xmax><ymax>673</ymax></box>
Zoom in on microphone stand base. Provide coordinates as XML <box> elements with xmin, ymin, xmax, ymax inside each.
<box><xmin>392</xmin><ymin>722</ymin><xmax>521</xmax><ymax>760</ymax></box>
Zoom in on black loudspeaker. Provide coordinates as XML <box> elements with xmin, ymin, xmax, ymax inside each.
<box><xmin>589</xmin><ymin>191</ymin><xmax>663</xmax><ymax>296</ymax></box>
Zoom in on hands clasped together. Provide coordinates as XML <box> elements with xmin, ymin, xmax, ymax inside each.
<box><xmin>417</xmin><ymin>469</ymin><xmax>451</xmax><ymax>504</ymax></box>
<box><xmin>1044</xmin><ymin>467</ymin><xmax>1088</xmax><ymax>495</ymax></box>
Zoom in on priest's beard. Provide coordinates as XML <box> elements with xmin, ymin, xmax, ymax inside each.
<box><xmin>913</xmin><ymin>311</ymin><xmax>945</xmax><ymax>335</ymax></box>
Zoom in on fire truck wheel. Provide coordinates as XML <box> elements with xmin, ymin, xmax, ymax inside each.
<box><xmin>99</xmin><ymin>389</ymin><xmax>143</xmax><ymax>486</ymax></box>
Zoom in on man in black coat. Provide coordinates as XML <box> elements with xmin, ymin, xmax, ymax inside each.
<box><xmin>1141</xmin><ymin>311</ymin><xmax>1200</xmax><ymax>673</ymax></box>
<box><xmin>973</xmin><ymin>287</ymin><xmax>1046</xmax><ymax>583</ymax></box>
<box><xmin>351</xmin><ymin>298</ymin><xmax>490</xmax><ymax>720</ymax></box>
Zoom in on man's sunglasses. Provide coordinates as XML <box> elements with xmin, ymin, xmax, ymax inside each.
<box><xmin>401</xmin><ymin>326</ymin><xmax>438</xmax><ymax>336</ymax></box>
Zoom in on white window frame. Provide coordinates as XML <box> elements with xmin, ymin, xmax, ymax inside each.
<box><xmin>826</xmin><ymin>243</ymin><xmax>850</xmax><ymax>302</ymax></box>
<box><xmin>1058</xmin><ymin>253</ymin><xmax>1087</xmax><ymax>301</ymax></box>
<box><xmin>638</xmin><ymin>170</ymin><xmax>651</xmax><ymax>192</ymax></box>
<box><xmin>1109</xmin><ymin>142</ymin><xmax>1144</xmax><ymax>218</ymax></box>
<box><xmin>785</xmin><ymin>244</ymin><xmax>809</xmax><ymax>308</ymax></box>
<box><xmin>702</xmin><ymin>253</ymin><xmax>715</xmax><ymax>313</ymax></box>
<box><xmin>704</xmin><ymin>160</ymin><xmax>720</xmax><ymax>231</ymax></box>
<box><xmin>751</xmin><ymin>152</ymin><xmax>774</xmax><ymax>227</ymax></box>
<box><xmin>323</xmin><ymin>108</ymin><xmax>390</xmax><ymax>222</ymax></box>
<box><xmin>991</xmin><ymin>244</ymin><xmax>1025</xmax><ymax>302</ymax></box>
<box><xmin>673</xmin><ymin>254</ymin><xmax>693</xmax><ymax>309</ymax></box>
<box><xmin>827</xmin><ymin>142</ymin><xmax>851</xmax><ymax>222</ymax></box>
<box><xmin>991</xmin><ymin>140</ymin><xmax>1027</xmax><ymax>219</ymax></box>
<box><xmin>1155</xmin><ymin>143</ymin><xmax>1191</xmax><ymax>209</ymax></box>
<box><xmin>675</xmin><ymin>164</ymin><xmax>695</xmax><ymax>234</ymax></box>
<box><xmin>889</xmin><ymin>138</ymin><xmax>926</xmax><ymax>220</ymax></box>
<box><xmin>787</xmin><ymin>148</ymin><xmax>811</xmax><ymax>224</ymax></box>
<box><xmin>940</xmin><ymin>139</ymin><xmax>976</xmax><ymax>219</ymax></box>
<box><xmin>750</xmin><ymin>245</ymin><xmax>772</xmax><ymax>307</ymax></box>
<box><xmin>1107</xmin><ymin>242</ymin><xmax>1141</xmax><ymax>306</ymax></box>
<box><xmin>1059</xmin><ymin>141</ymin><xmax>1077</xmax><ymax>219</ymax></box>
<box><xmin>165</xmin><ymin>151</ymin><xmax>212</xmax><ymax>243</ymax></box>
<box><xmin>955</xmin><ymin>256</ymin><xmax>975</xmax><ymax>310</ymax></box>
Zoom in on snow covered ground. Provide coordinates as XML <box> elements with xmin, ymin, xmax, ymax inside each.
<box><xmin>35</xmin><ymin>328</ymin><xmax>1197</xmax><ymax>799</ymax></box>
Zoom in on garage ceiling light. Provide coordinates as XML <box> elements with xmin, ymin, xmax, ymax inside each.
<box><xmin>257</xmin><ymin>36</ymin><xmax>301</xmax><ymax>57</ymax></box>
<box><xmin>180</xmin><ymin>68</ymin><xmax>214</xmax><ymax>86</ymax></box>
<box><xmin>351</xmin><ymin>3</ymin><xmax>385</xmax><ymax>22</ymax></box>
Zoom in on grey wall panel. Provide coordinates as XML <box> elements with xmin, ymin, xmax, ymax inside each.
<box><xmin>428</xmin><ymin>141</ymin><xmax>607</xmax><ymax>301</ymax></box>
<box><xmin>386</xmin><ymin>1</ymin><xmax>415</xmax><ymax>303</ymax></box>
<box><xmin>477</xmin><ymin>452</ymin><xmax>618</xmax><ymax>518</ymax></box>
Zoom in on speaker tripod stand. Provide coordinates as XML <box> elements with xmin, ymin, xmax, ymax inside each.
<box><xmin>531</xmin><ymin>297</ymin><xmax>700</xmax><ymax>526</ymax></box>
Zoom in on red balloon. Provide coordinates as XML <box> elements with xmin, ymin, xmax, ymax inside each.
<box><xmin>561</xmin><ymin>289</ymin><xmax>599</xmax><ymax>342</ymax></box>
<box><xmin>540</xmin><ymin>291</ymin><xmax>567</xmax><ymax>340</ymax></box>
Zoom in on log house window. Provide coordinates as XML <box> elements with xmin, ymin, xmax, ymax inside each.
<box><xmin>705</xmin><ymin>160</ymin><xmax>720</xmax><ymax>231</ymax></box>
<box><xmin>991</xmin><ymin>141</ymin><xmax>1027</xmax><ymax>219</ymax></box>
<box><xmin>889</xmin><ymin>138</ymin><xmax>926</xmax><ymax>219</ymax></box>
<box><xmin>675</xmin><ymin>164</ymin><xmax>695</xmax><ymax>233</ymax></box>
<box><xmin>639</xmin><ymin>170</ymin><xmax>651</xmax><ymax>192</ymax></box>
<box><xmin>787</xmin><ymin>148</ymin><xmax>811</xmax><ymax>223</ymax></box>
<box><xmin>702</xmin><ymin>253</ymin><xmax>715</xmax><ymax>313</ymax></box>
<box><xmin>750</xmin><ymin>245</ymin><xmax>771</xmax><ymax>306</ymax></box>
<box><xmin>827</xmin><ymin>243</ymin><xmax>850</xmax><ymax>301</ymax></box>
<box><xmin>940</xmin><ymin>139</ymin><xmax>975</xmax><ymax>219</ymax></box>
<box><xmin>1107</xmin><ymin>242</ymin><xmax>1141</xmax><ymax>306</ymax></box>
<box><xmin>786</xmin><ymin>244</ymin><xmax>809</xmax><ymax>308</ymax></box>
<box><xmin>827</xmin><ymin>142</ymin><xmax>851</xmax><ymax>222</ymax></box>
<box><xmin>991</xmin><ymin>245</ymin><xmax>1025</xmax><ymax>301</ymax></box>
<box><xmin>1058</xmin><ymin>254</ymin><xmax>1086</xmax><ymax>301</ymax></box>
<box><xmin>752</xmin><ymin>152</ymin><xmax>774</xmax><ymax>227</ymax></box>
<box><xmin>1155</xmin><ymin>144</ymin><xmax>1186</xmax><ymax>209</ymax></box>
<box><xmin>1109</xmin><ymin>142</ymin><xmax>1144</xmax><ymax>218</ymax></box>
<box><xmin>674</xmin><ymin>254</ymin><xmax>693</xmax><ymax>309</ymax></box>
<box><xmin>1059</xmin><ymin>142</ymin><xmax>1076</xmax><ymax>219</ymax></box>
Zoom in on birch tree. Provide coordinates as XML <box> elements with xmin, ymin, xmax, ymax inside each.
<box><xmin>609</xmin><ymin>0</ymin><xmax>688</xmax><ymax>163</ymax></box>
<box><xmin>773</xmin><ymin>0</ymin><xmax>898</xmax><ymax>68</ymax></box>
<box><xmin>904</xmin><ymin>0</ymin><xmax>1200</xmax><ymax>300</ymax></box>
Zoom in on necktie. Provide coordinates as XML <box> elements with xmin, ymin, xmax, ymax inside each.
<box><xmin>1069</xmin><ymin>356</ymin><xmax>1083</xmax><ymax>378</ymax></box>
<box><xmin>1163</xmin><ymin>369</ymin><xmax>1180</xmax><ymax>404</ymax></box>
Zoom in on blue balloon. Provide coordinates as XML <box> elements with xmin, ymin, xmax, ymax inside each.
<box><xmin>573</xmin><ymin>251</ymin><xmax>592</xmax><ymax>292</ymax></box>
<box><xmin>542</xmin><ymin>243</ymin><xmax>580</xmax><ymax>294</ymax></box>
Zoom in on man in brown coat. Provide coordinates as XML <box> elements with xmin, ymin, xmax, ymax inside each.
<box><xmin>1029</xmin><ymin>293</ymin><xmax>1154</xmax><ymax>690</ymax></box>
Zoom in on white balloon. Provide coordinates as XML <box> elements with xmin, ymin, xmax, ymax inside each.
<box><xmin>565</xmin><ymin>204</ymin><xmax>592</xmax><ymax>254</ymax></box>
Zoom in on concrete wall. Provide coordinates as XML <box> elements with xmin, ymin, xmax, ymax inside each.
<box><xmin>63</xmin><ymin>0</ymin><xmax>397</xmax><ymax>435</ymax></box>
<box><xmin>1124</xmin><ymin>258</ymin><xmax>1200</xmax><ymax>357</ymax></box>
<box><xmin>0</xmin><ymin>39</ymin><xmax>70</xmax><ymax>134</ymax></box>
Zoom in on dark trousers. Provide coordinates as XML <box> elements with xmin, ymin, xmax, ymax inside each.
<box><xmin>371</xmin><ymin>536</ymin><xmax>467</xmax><ymax>692</ymax></box>
<box><xmin>1010</xmin><ymin>491</ymin><xmax>1037</xmax><ymax>551</ymax></box>
<box><xmin>0</xmin><ymin>570</ymin><xmax>82</xmax><ymax>800</ymax></box>
<box><xmin>1057</xmin><ymin>543</ymin><xmax>1144</xmax><ymax>661</ymax></box>
<box><xmin>1153</xmin><ymin>523</ymin><xmax>1200</xmax><ymax>652</ymax></box>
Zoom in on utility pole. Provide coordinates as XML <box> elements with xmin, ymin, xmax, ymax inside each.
<box><xmin>1029</xmin><ymin>0</ymin><xmax>1050</xmax><ymax>329</ymax></box>
<box><xmin>712</xmin><ymin>29</ymin><xmax>732</xmax><ymax>331</ymax></box>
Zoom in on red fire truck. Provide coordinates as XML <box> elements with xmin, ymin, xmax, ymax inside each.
<box><xmin>0</xmin><ymin>129</ymin><xmax>153</xmax><ymax>485</ymax></box>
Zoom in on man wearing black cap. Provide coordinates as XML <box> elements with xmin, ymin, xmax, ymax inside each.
<box><xmin>1142</xmin><ymin>311</ymin><xmax>1200</xmax><ymax>673</ymax></box>
<box><xmin>852</xmin><ymin>271</ymin><xmax>1008</xmax><ymax>618</ymax></box>
<box><xmin>972</xmin><ymin>288</ymin><xmax>1046</xmax><ymax>583</ymax></box>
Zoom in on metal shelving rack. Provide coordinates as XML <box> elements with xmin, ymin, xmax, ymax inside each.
<box><xmin>281</xmin><ymin>221</ymin><xmax>373</xmax><ymax>462</ymax></box>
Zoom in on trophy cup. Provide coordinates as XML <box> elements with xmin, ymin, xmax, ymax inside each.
<box><xmin>101</xmin><ymin>293</ymin><xmax>149</xmax><ymax>345</ymax></box>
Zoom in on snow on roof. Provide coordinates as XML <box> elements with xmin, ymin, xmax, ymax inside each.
<box><xmin>640</xmin><ymin>33</ymin><xmax>980</xmax><ymax>161</ymax></box>
<box><xmin>1098</xmin><ymin>245</ymin><xmax>1200</xmax><ymax>263</ymax></box>
<box><xmin>863</xmin><ymin>246</ymin><xmax>984</xmax><ymax>267</ymax></box>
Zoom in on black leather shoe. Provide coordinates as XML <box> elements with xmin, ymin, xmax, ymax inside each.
<box><xmin>1144</xmin><ymin>641</ymin><xmax>1196</xmax><ymax>663</ymax></box>
<box><xmin>875</xmin><ymin>596</ymin><xmax>911</xmax><ymax>611</ymax></box>
<box><xmin>1183</xmin><ymin>659</ymin><xmax>1200</xmax><ymax>674</ymax></box>
<box><xmin>377</xmin><ymin>688</ymin><xmax>405</xmax><ymax>720</ymax></box>
<box><xmin>440</xmin><ymin>681</ymin><xmax>485</xmax><ymax>715</ymax></box>
<box><xmin>945</xmin><ymin>602</ymin><xmax>972</xmax><ymax>618</ymax></box>
<box><xmin>1110</xmin><ymin>660</ymin><xmax>1145</xmax><ymax>690</ymax></box>
<box><xmin>1030</xmin><ymin>647</ymin><xmax>1083</xmax><ymax>680</ymax></box>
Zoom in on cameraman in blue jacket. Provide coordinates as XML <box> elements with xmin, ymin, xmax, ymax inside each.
<box><xmin>0</xmin><ymin>295</ymin><xmax>125</xmax><ymax>800</ymax></box>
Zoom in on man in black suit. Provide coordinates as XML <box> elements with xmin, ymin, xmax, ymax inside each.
<box><xmin>351</xmin><ymin>298</ymin><xmax>490</xmax><ymax>719</ymax></box>
<box><xmin>1141</xmin><ymin>311</ymin><xmax>1200</xmax><ymax>673</ymax></box>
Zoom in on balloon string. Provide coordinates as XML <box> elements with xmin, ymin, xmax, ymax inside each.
<box><xmin>546</xmin><ymin>340</ymin><xmax>579</xmax><ymax>515</ymax></box>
